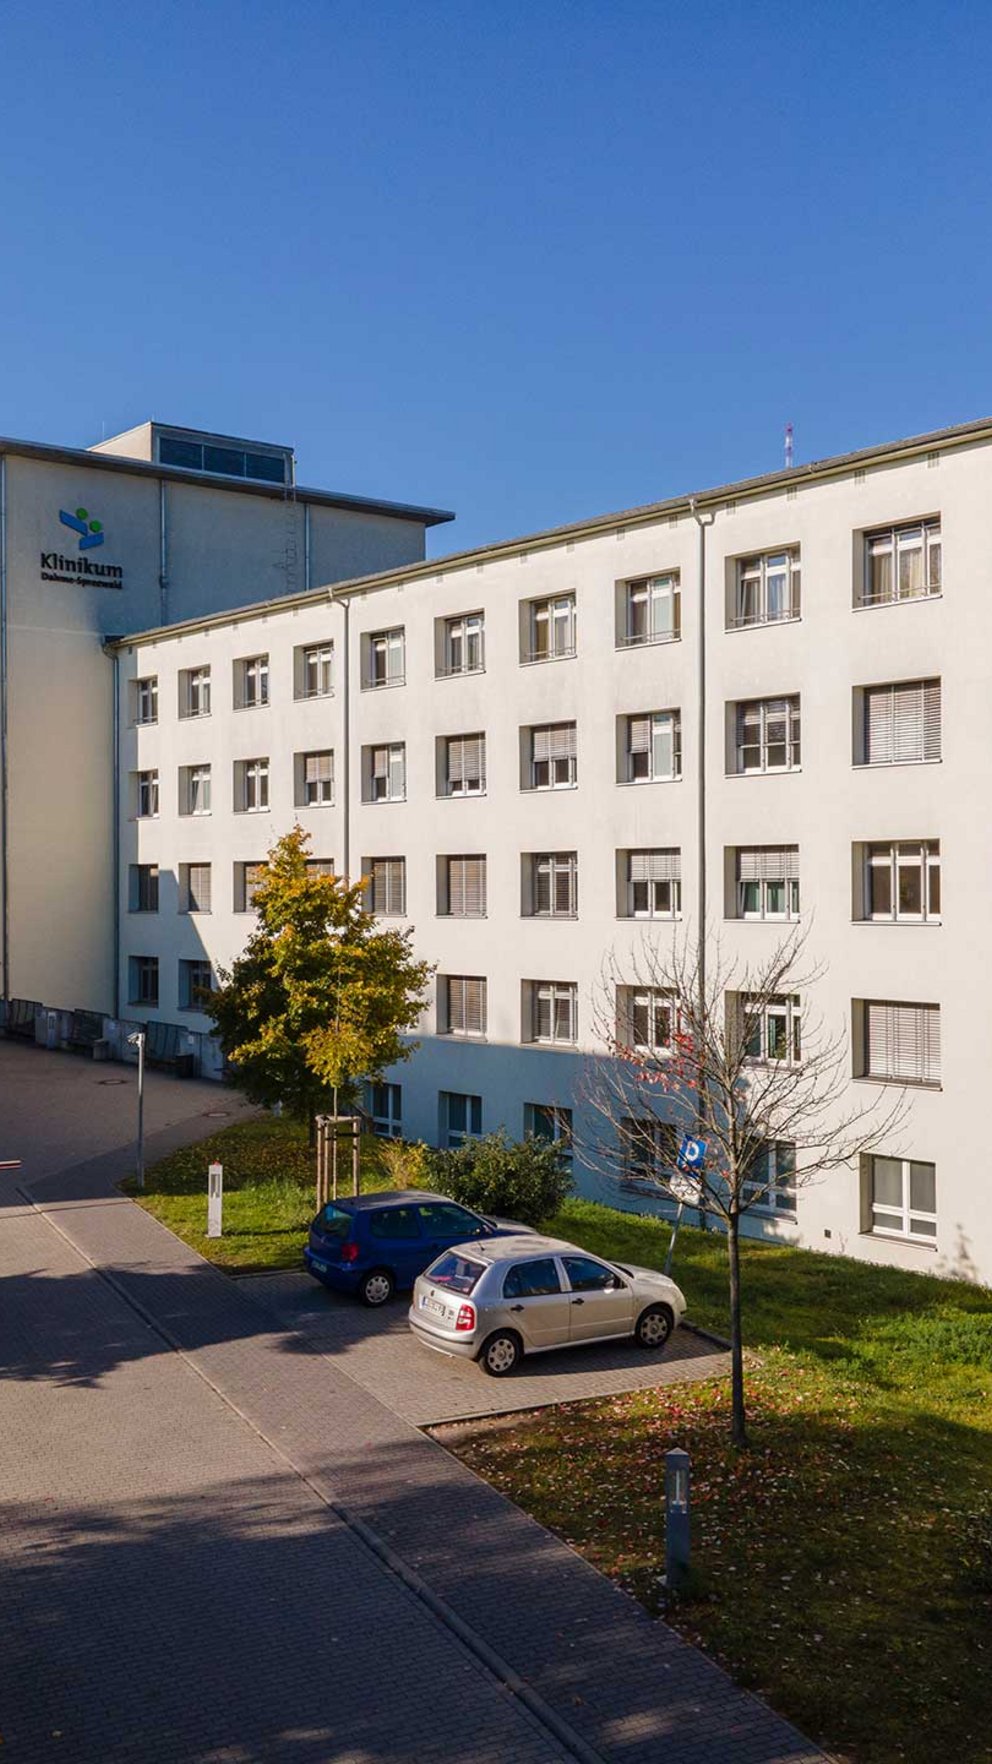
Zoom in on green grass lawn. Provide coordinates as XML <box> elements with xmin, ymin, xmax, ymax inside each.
<box><xmin>130</xmin><ymin>1120</ymin><xmax>992</xmax><ymax>1762</ymax></box>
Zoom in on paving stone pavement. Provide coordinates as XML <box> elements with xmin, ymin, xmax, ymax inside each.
<box><xmin>237</xmin><ymin>1271</ymin><xmax>731</xmax><ymax>1426</ymax></box>
<box><xmin>1</xmin><ymin>1120</ymin><xmax>830</xmax><ymax>1764</ymax></box>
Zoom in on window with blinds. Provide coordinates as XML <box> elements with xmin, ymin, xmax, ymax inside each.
<box><xmin>181</xmin><ymin>863</ymin><xmax>212</xmax><ymax>914</ymax></box>
<box><xmin>624</xmin><ymin>710</ymin><xmax>681</xmax><ymax>782</ymax></box>
<box><xmin>735</xmin><ymin>696</ymin><xmax>801</xmax><ymax>772</ymax></box>
<box><xmin>861</xmin><ymin>520</ymin><xmax>941</xmax><ymax>607</ymax></box>
<box><xmin>179</xmin><ymin>959</ymin><xmax>213</xmax><ymax>1010</ymax></box>
<box><xmin>235</xmin><ymin>861</ymin><xmax>266</xmax><ymax>912</ymax></box>
<box><xmin>366</xmin><ymin>628</ymin><xmax>405</xmax><ymax>687</ymax></box>
<box><xmin>862</xmin><ymin>1001</ymin><xmax>941</xmax><ymax>1085</ymax></box>
<box><xmin>368</xmin><ymin>857</ymin><xmax>406</xmax><ymax>916</ymax></box>
<box><xmin>444</xmin><ymin>855</ymin><xmax>487</xmax><ymax>917</ymax></box>
<box><xmin>736</xmin><ymin>846</ymin><xmax>800</xmax><ymax>920</ymax></box>
<box><xmin>129</xmin><ymin>864</ymin><xmax>159</xmax><ymax>913</ymax></box>
<box><xmin>624</xmin><ymin>848</ymin><xmax>681</xmax><ymax>918</ymax></box>
<box><xmin>861</xmin><ymin>680</ymin><xmax>941</xmax><ymax>765</ymax></box>
<box><xmin>620</xmin><ymin>573</ymin><xmax>681</xmax><ymax>646</ymax></box>
<box><xmin>530</xmin><ymin>852</ymin><xmax>578</xmax><ymax>917</ymax></box>
<box><xmin>529</xmin><ymin>722</ymin><xmax>577</xmax><ymax>789</ymax></box>
<box><xmin>444</xmin><ymin>733</ymin><xmax>486</xmax><ymax>796</ymax></box>
<box><xmin>364</xmin><ymin>742</ymin><xmax>406</xmax><ymax>802</ymax></box>
<box><xmin>299</xmin><ymin>749</ymin><xmax>333</xmax><ymax>807</ymax></box>
<box><xmin>441</xmin><ymin>975</ymin><xmax>487</xmax><ymax>1037</ymax></box>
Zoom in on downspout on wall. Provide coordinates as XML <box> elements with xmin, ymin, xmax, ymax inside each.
<box><xmin>158</xmin><ymin>479</ymin><xmax>169</xmax><ymax>625</ymax></box>
<box><xmin>0</xmin><ymin>453</ymin><xmax>8</xmax><ymax>1007</ymax></box>
<box><xmin>334</xmin><ymin>592</ymin><xmax>351</xmax><ymax>882</ymax></box>
<box><xmin>689</xmin><ymin>496</ymin><xmax>715</xmax><ymax>1217</ymax></box>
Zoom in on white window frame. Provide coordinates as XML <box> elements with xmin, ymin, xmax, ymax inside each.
<box><xmin>179</xmin><ymin>959</ymin><xmax>213</xmax><ymax>1011</ymax></box>
<box><xmin>865</xmin><ymin>841</ymin><xmax>940</xmax><ymax>923</ymax></box>
<box><xmin>441</xmin><ymin>1090</ymin><xmax>482</xmax><ymax>1148</ymax></box>
<box><xmin>862</xmin><ymin>520</ymin><xmax>941</xmax><ymax>608</ymax></box>
<box><xmin>238</xmin><ymin>655</ymin><xmax>269</xmax><ymax>709</ymax></box>
<box><xmin>860</xmin><ymin>680</ymin><xmax>941</xmax><ymax>766</ymax></box>
<box><xmin>737</xmin><ymin>848</ymin><xmax>800</xmax><ymax>921</ymax></box>
<box><xmin>861</xmin><ymin>1000</ymin><xmax>940</xmax><ymax>1086</ymax></box>
<box><xmin>129</xmin><ymin>955</ymin><xmax>159</xmax><ymax>1007</ymax></box>
<box><xmin>620</xmin><ymin>1116</ymin><xmax>678</xmax><ymax>1187</ymax></box>
<box><xmin>367</xmin><ymin>1081</ymin><xmax>402</xmax><ymax>1138</ymax></box>
<box><xmin>441</xmin><ymin>975</ymin><xmax>487</xmax><ymax>1038</ymax></box>
<box><xmin>180</xmin><ymin>666</ymin><xmax>211</xmax><ymax>719</ymax></box>
<box><xmin>302</xmin><ymin>751</ymin><xmax>334</xmax><ymax>807</ymax></box>
<box><xmin>444</xmin><ymin>855</ymin><xmax>487</xmax><ymax>917</ymax></box>
<box><xmin>235</xmin><ymin>861</ymin><xmax>266</xmax><ymax>912</ymax></box>
<box><xmin>530</xmin><ymin>980</ymin><xmax>578</xmax><ymax>1045</ymax></box>
<box><xmin>735</xmin><ymin>697</ymin><xmax>801</xmax><ymax>774</ymax></box>
<box><xmin>368</xmin><ymin>628</ymin><xmax>405</xmax><ymax>688</ymax></box>
<box><xmin>867</xmin><ymin>1155</ymin><xmax>937</xmax><ymax>1240</ymax></box>
<box><xmin>622</xmin><ymin>573</ymin><xmax>680</xmax><ymax>646</ymax></box>
<box><xmin>179</xmin><ymin>763</ymin><xmax>212</xmax><ymax>817</ymax></box>
<box><xmin>368</xmin><ymin>743</ymin><xmax>406</xmax><ymax>803</ymax></box>
<box><xmin>368</xmin><ymin>857</ymin><xmax>406</xmax><ymax>916</ymax></box>
<box><xmin>135</xmin><ymin>676</ymin><xmax>158</xmax><ymax>725</ymax></box>
<box><xmin>620</xmin><ymin>986</ymin><xmax>676</xmax><ymax>1053</ymax></box>
<box><xmin>527</xmin><ymin>594</ymin><xmax>576</xmax><ymax>662</ymax></box>
<box><xmin>180</xmin><ymin>863</ymin><xmax>212</xmax><ymax>914</ymax></box>
<box><xmin>443</xmin><ymin>612</ymin><xmax>485</xmax><ymax>676</ymax></box>
<box><xmin>741</xmin><ymin>993</ymin><xmax>802</xmax><ymax>1065</ymax></box>
<box><xmin>136</xmin><ymin>770</ymin><xmax>159</xmax><ymax>818</ymax></box>
<box><xmin>301</xmin><ymin>643</ymin><xmax>333</xmax><ymax>699</ymax></box>
<box><xmin>742</xmin><ymin>1142</ymin><xmax>797</xmax><ymax>1216</ymax></box>
<box><xmin>625</xmin><ymin>711</ymin><xmax>681</xmax><ymax>783</ymax></box>
<box><xmin>532</xmin><ymin>852</ymin><xmax>578</xmax><ymax>918</ymax></box>
<box><xmin>625</xmin><ymin>850</ymin><xmax>681</xmax><ymax>920</ymax></box>
<box><xmin>444</xmin><ymin>734</ymin><xmax>486</xmax><ymax>797</ymax></box>
<box><xmin>734</xmin><ymin>550</ymin><xmax>801</xmax><ymax>628</ymax></box>
<box><xmin>237</xmin><ymin>757</ymin><xmax>269</xmax><ymax>813</ymax></box>
<box><xmin>529</xmin><ymin>723</ymin><xmax>577</xmax><ymax>791</ymax></box>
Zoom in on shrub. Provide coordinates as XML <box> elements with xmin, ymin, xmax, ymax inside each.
<box><xmin>369</xmin><ymin>1136</ymin><xmax>432</xmax><ymax>1191</ymax></box>
<box><xmin>422</xmin><ymin>1131</ymin><xmax>572</xmax><ymax>1227</ymax></box>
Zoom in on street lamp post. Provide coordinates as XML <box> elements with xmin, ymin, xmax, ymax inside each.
<box><xmin>127</xmin><ymin>1030</ymin><xmax>146</xmax><ymax>1189</ymax></box>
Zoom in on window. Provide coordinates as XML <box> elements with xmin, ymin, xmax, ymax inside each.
<box><xmin>527</xmin><ymin>980</ymin><xmax>578</xmax><ymax>1045</ymax></box>
<box><xmin>736</xmin><ymin>848</ymin><xmax>800</xmax><ymax>920</ymax></box>
<box><xmin>136</xmin><ymin>770</ymin><xmax>159</xmax><ymax>818</ymax></box>
<box><xmin>623</xmin><ymin>711</ymin><xmax>681</xmax><ymax>782</ymax></box>
<box><xmin>366</xmin><ymin>628</ymin><xmax>405</xmax><ymax>688</ymax></box>
<box><xmin>620</xmin><ymin>573</ymin><xmax>680</xmax><ymax>646</ymax></box>
<box><xmin>865</xmin><ymin>1155</ymin><xmax>937</xmax><ymax>1239</ymax></box>
<box><xmin>527</xmin><ymin>722</ymin><xmax>577</xmax><ymax>790</ymax></box>
<box><xmin>735</xmin><ymin>696</ymin><xmax>801</xmax><ymax>773</ymax></box>
<box><xmin>442</xmin><ymin>733</ymin><xmax>486</xmax><ymax>796</ymax></box>
<box><xmin>366</xmin><ymin>1081</ymin><xmax>402</xmax><ymax>1138</ymax></box>
<box><xmin>733</xmin><ymin>550</ymin><xmax>801</xmax><ymax>627</ymax></box>
<box><xmin>441</xmin><ymin>612</ymin><xmax>484</xmax><ymax>676</ymax></box>
<box><xmin>179</xmin><ymin>959</ymin><xmax>213</xmax><ymax>1010</ymax></box>
<box><xmin>439</xmin><ymin>975</ymin><xmax>487</xmax><ymax>1038</ymax></box>
<box><xmin>525</xmin><ymin>594</ymin><xmax>576</xmax><ymax>662</ymax></box>
<box><xmin>523</xmin><ymin>1103</ymin><xmax>573</xmax><ymax>1164</ymax></box>
<box><xmin>135</xmin><ymin>676</ymin><xmax>158</xmax><ymax>724</ymax></box>
<box><xmin>179</xmin><ymin>763</ymin><xmax>211</xmax><ymax>817</ymax></box>
<box><xmin>864</xmin><ymin>841</ymin><xmax>940</xmax><ymax>922</ymax></box>
<box><xmin>367</xmin><ymin>857</ymin><xmax>406</xmax><ymax>916</ymax></box>
<box><xmin>503</xmin><ymin>1258</ymin><xmax>563</xmax><ymax>1299</ymax></box>
<box><xmin>440</xmin><ymin>1090</ymin><xmax>482</xmax><ymax>1148</ymax></box>
<box><xmin>742</xmin><ymin>1142</ymin><xmax>797</xmax><ymax>1217</ymax></box>
<box><xmin>305</xmin><ymin>859</ymin><xmax>335</xmax><ymax>878</ymax></box>
<box><xmin>862</xmin><ymin>520</ymin><xmax>941</xmax><ymax>607</ymax></box>
<box><xmin>620</xmin><ymin>1117</ymin><xmax>678</xmax><ymax>1188</ymax></box>
<box><xmin>369</xmin><ymin>1205</ymin><xmax>421</xmax><ymax>1241</ymax></box>
<box><xmin>235</xmin><ymin>758</ymin><xmax>269</xmax><ymax>812</ymax></box>
<box><xmin>296</xmin><ymin>643</ymin><xmax>333</xmax><ymax>699</ymax></box>
<box><xmin>623</xmin><ymin>850</ymin><xmax>681</xmax><ymax>919</ymax></box>
<box><xmin>618</xmin><ymin>987</ymin><xmax>676</xmax><ymax>1052</ymax></box>
<box><xmin>859</xmin><ymin>680</ymin><xmax>941</xmax><ymax>765</ymax></box>
<box><xmin>157</xmin><ymin>434</ymin><xmax>287</xmax><ymax>484</ymax></box>
<box><xmin>129</xmin><ymin>864</ymin><xmax>159</xmax><ymax>913</ymax></box>
<box><xmin>235</xmin><ymin>654</ymin><xmax>269</xmax><ymax>709</ymax></box>
<box><xmin>179</xmin><ymin>862</ymin><xmax>212</xmax><ymax>914</ymax></box>
<box><xmin>441</xmin><ymin>855</ymin><xmax>487</xmax><ymax>917</ymax></box>
<box><xmin>179</xmin><ymin>666</ymin><xmax>211</xmax><ymax>718</ymax></box>
<box><xmin>529</xmin><ymin>852</ymin><xmax>578</xmax><ymax>918</ymax></box>
<box><xmin>859</xmin><ymin>1001</ymin><xmax>940</xmax><ymax>1086</ymax></box>
<box><xmin>297</xmin><ymin>750</ymin><xmax>334</xmax><ymax>807</ymax></box>
<box><xmin>364</xmin><ymin>742</ymin><xmax>406</xmax><ymax>803</ymax></box>
<box><xmin>741</xmin><ymin>994</ymin><xmax>802</xmax><ymax>1064</ymax></box>
<box><xmin>128</xmin><ymin>956</ymin><xmax>159</xmax><ymax>1007</ymax></box>
<box><xmin>562</xmin><ymin>1254</ymin><xmax>617</xmax><ymax>1292</ymax></box>
<box><xmin>234</xmin><ymin>861</ymin><xmax>266</xmax><ymax>912</ymax></box>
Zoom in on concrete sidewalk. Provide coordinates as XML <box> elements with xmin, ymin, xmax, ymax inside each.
<box><xmin>1</xmin><ymin>1118</ymin><xmax>828</xmax><ymax>1764</ymax></box>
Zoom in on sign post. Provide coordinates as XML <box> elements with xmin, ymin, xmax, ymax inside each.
<box><xmin>665</xmin><ymin>1136</ymin><xmax>707</xmax><ymax>1275</ymax></box>
<box><xmin>207</xmin><ymin>1162</ymin><xmax>223</xmax><ymax>1238</ymax></box>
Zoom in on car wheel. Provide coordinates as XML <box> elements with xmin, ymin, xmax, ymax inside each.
<box><xmin>359</xmin><ymin>1267</ymin><xmax>395</xmax><ymax>1307</ymax></box>
<box><xmin>479</xmin><ymin>1330</ymin><xmax>521</xmax><ymax>1377</ymax></box>
<box><xmin>634</xmin><ymin>1303</ymin><xmax>674</xmax><ymax>1349</ymax></box>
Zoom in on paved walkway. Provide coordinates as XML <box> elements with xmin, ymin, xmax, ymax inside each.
<box><xmin>0</xmin><ymin>1047</ymin><xmax>828</xmax><ymax>1763</ymax></box>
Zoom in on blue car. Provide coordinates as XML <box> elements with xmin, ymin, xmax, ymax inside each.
<box><xmin>303</xmin><ymin>1189</ymin><xmax>529</xmax><ymax>1307</ymax></box>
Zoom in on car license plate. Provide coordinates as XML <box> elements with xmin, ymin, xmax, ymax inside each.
<box><xmin>420</xmin><ymin>1294</ymin><xmax>446</xmax><ymax>1316</ymax></box>
<box><xmin>310</xmin><ymin>1257</ymin><xmax>328</xmax><ymax>1274</ymax></box>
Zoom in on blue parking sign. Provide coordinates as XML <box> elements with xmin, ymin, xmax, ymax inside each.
<box><xmin>677</xmin><ymin>1134</ymin><xmax>707</xmax><ymax>1173</ymax></box>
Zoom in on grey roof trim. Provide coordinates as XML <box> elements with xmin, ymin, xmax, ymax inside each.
<box><xmin>0</xmin><ymin>432</ymin><xmax>454</xmax><ymax>526</ymax></box>
<box><xmin>108</xmin><ymin>414</ymin><xmax>992</xmax><ymax>652</ymax></box>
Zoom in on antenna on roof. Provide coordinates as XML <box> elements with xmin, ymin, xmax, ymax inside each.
<box><xmin>784</xmin><ymin>422</ymin><xmax>794</xmax><ymax>470</ymax></box>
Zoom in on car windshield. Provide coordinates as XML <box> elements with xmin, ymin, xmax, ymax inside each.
<box><xmin>313</xmin><ymin>1204</ymin><xmax>350</xmax><ymax>1239</ymax></box>
<box><xmin>425</xmin><ymin>1252</ymin><xmax>485</xmax><ymax>1294</ymax></box>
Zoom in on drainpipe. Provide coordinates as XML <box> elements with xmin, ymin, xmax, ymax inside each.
<box><xmin>158</xmin><ymin>479</ymin><xmax>169</xmax><ymax>625</ymax></box>
<box><xmin>689</xmin><ymin>497</ymin><xmax>715</xmax><ymax>1220</ymax></box>
<box><xmin>304</xmin><ymin>503</ymin><xmax>312</xmax><ymax>592</ymax></box>
<box><xmin>337</xmin><ymin>593</ymin><xmax>351</xmax><ymax>881</ymax></box>
<box><xmin>0</xmin><ymin>453</ymin><xmax>8</xmax><ymax>1008</ymax></box>
<box><xmin>111</xmin><ymin>647</ymin><xmax>121</xmax><ymax>1019</ymax></box>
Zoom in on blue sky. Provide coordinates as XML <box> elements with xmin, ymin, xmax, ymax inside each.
<box><xmin>3</xmin><ymin>1</ymin><xmax>991</xmax><ymax>551</ymax></box>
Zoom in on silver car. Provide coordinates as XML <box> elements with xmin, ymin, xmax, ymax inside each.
<box><xmin>408</xmin><ymin>1233</ymin><xmax>687</xmax><ymax>1376</ymax></box>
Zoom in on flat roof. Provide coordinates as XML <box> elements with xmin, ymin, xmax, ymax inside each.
<box><xmin>0</xmin><ymin>430</ymin><xmax>454</xmax><ymax>527</ymax></box>
<box><xmin>111</xmin><ymin>413</ymin><xmax>992</xmax><ymax>650</ymax></box>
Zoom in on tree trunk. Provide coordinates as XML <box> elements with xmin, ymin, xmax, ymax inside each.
<box><xmin>727</xmin><ymin>1207</ymin><xmax>747</xmax><ymax>1449</ymax></box>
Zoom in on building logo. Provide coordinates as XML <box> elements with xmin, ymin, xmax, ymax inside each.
<box><xmin>60</xmin><ymin>506</ymin><xmax>105</xmax><ymax>550</ymax></box>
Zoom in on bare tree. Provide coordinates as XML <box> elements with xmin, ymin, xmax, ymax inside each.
<box><xmin>581</xmin><ymin>924</ymin><xmax>905</xmax><ymax>1447</ymax></box>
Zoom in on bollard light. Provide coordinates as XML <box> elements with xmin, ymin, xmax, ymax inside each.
<box><xmin>665</xmin><ymin>1447</ymin><xmax>691</xmax><ymax>1592</ymax></box>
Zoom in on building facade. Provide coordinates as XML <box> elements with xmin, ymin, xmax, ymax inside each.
<box><xmin>99</xmin><ymin>416</ymin><xmax>992</xmax><ymax>1285</ymax></box>
<box><xmin>0</xmin><ymin>420</ymin><xmax>452</xmax><ymax>1009</ymax></box>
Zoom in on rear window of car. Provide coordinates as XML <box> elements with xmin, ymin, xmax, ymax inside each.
<box><xmin>368</xmin><ymin>1206</ymin><xmax>422</xmax><ymax>1241</ymax></box>
<box><xmin>313</xmin><ymin>1204</ymin><xmax>351</xmax><ymax>1239</ymax></box>
<box><xmin>425</xmin><ymin>1252</ymin><xmax>485</xmax><ymax>1294</ymax></box>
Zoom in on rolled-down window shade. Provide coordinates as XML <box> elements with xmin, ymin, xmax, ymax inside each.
<box><xmin>305</xmin><ymin>752</ymin><xmax>333</xmax><ymax>784</ymax></box>
<box><xmin>188</xmin><ymin>864</ymin><xmax>211</xmax><ymax>911</ymax></box>
<box><xmin>532</xmin><ymin>723</ymin><xmax>576</xmax><ymax>761</ymax></box>
<box><xmin>447</xmin><ymin>976</ymin><xmax>486</xmax><ymax>1034</ymax></box>
<box><xmin>738</xmin><ymin>846</ymin><xmax>799</xmax><ymax>882</ymax></box>
<box><xmin>866</xmin><ymin>1001</ymin><xmax>940</xmax><ymax>1082</ymax></box>
<box><xmin>448</xmin><ymin>735</ymin><xmax>484</xmax><ymax>784</ymax></box>
<box><xmin>866</xmin><ymin>680</ymin><xmax>940</xmax><ymax>764</ymax></box>
<box><xmin>628</xmin><ymin>716</ymin><xmax>652</xmax><ymax>753</ymax></box>
<box><xmin>449</xmin><ymin>856</ymin><xmax>486</xmax><ymax>916</ymax></box>
<box><xmin>629</xmin><ymin>849</ymin><xmax>681</xmax><ymax>881</ymax></box>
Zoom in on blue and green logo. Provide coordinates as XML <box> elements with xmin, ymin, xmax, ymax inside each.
<box><xmin>59</xmin><ymin>505</ymin><xmax>104</xmax><ymax>551</ymax></box>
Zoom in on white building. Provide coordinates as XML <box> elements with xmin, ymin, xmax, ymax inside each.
<box><xmin>6</xmin><ymin>413</ymin><xmax>991</xmax><ymax>1283</ymax></box>
<box><xmin>0</xmin><ymin>419</ymin><xmax>452</xmax><ymax>1009</ymax></box>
